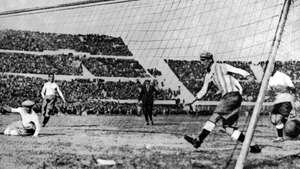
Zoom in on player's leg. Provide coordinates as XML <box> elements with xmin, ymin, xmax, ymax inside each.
<box><xmin>271</xmin><ymin>102</ymin><xmax>292</xmax><ymax>142</ymax></box>
<box><xmin>184</xmin><ymin>112</ymin><xmax>221</xmax><ymax>148</ymax></box>
<box><xmin>222</xmin><ymin>108</ymin><xmax>246</xmax><ymax>143</ymax></box>
<box><xmin>41</xmin><ymin>98</ymin><xmax>47</xmax><ymax>116</ymax></box>
<box><xmin>22</xmin><ymin>122</ymin><xmax>36</xmax><ymax>136</ymax></box>
<box><xmin>148</xmin><ymin>105</ymin><xmax>154</xmax><ymax>125</ymax></box>
<box><xmin>220</xmin><ymin>93</ymin><xmax>261</xmax><ymax>153</ymax></box>
<box><xmin>184</xmin><ymin>95</ymin><xmax>227</xmax><ymax>149</ymax></box>
<box><xmin>41</xmin><ymin>98</ymin><xmax>49</xmax><ymax>127</ymax></box>
<box><xmin>42</xmin><ymin>96</ymin><xmax>56</xmax><ymax>127</ymax></box>
<box><xmin>4</xmin><ymin>121</ymin><xmax>23</xmax><ymax>136</ymax></box>
<box><xmin>142</xmin><ymin>105</ymin><xmax>149</xmax><ymax>125</ymax></box>
<box><xmin>184</xmin><ymin>92</ymin><xmax>242</xmax><ymax>148</ymax></box>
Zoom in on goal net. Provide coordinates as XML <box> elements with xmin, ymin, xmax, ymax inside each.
<box><xmin>0</xmin><ymin>0</ymin><xmax>299</xmax><ymax>61</ymax></box>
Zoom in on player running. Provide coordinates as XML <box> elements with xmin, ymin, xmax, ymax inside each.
<box><xmin>3</xmin><ymin>100</ymin><xmax>40</xmax><ymax>137</ymax></box>
<box><xmin>184</xmin><ymin>52</ymin><xmax>261</xmax><ymax>153</ymax></box>
<box><xmin>41</xmin><ymin>73</ymin><xmax>66</xmax><ymax>127</ymax></box>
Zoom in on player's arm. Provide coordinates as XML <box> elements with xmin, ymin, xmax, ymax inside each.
<box><xmin>56</xmin><ymin>85</ymin><xmax>66</xmax><ymax>103</ymax></box>
<box><xmin>249</xmin><ymin>63</ymin><xmax>264</xmax><ymax>83</ymax></box>
<box><xmin>224</xmin><ymin>64</ymin><xmax>250</xmax><ymax>78</ymax></box>
<box><xmin>195</xmin><ymin>73</ymin><xmax>212</xmax><ymax>100</ymax></box>
<box><xmin>41</xmin><ymin>84</ymin><xmax>46</xmax><ymax>99</ymax></box>
<box><xmin>3</xmin><ymin>105</ymin><xmax>19</xmax><ymax>113</ymax></box>
<box><xmin>234</xmin><ymin>78</ymin><xmax>243</xmax><ymax>94</ymax></box>
<box><xmin>138</xmin><ymin>87</ymin><xmax>144</xmax><ymax>103</ymax></box>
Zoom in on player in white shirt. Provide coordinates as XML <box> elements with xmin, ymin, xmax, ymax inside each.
<box><xmin>3</xmin><ymin>100</ymin><xmax>40</xmax><ymax>137</ymax></box>
<box><xmin>250</xmin><ymin>62</ymin><xmax>297</xmax><ymax>142</ymax></box>
<box><xmin>41</xmin><ymin>73</ymin><xmax>66</xmax><ymax>127</ymax></box>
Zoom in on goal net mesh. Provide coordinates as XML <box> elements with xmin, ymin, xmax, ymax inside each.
<box><xmin>0</xmin><ymin>0</ymin><xmax>299</xmax><ymax>61</ymax></box>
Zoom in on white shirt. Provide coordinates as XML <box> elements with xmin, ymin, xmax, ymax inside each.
<box><xmin>269</xmin><ymin>71</ymin><xmax>295</xmax><ymax>104</ymax></box>
<box><xmin>11</xmin><ymin>107</ymin><xmax>40</xmax><ymax>129</ymax></box>
<box><xmin>269</xmin><ymin>71</ymin><xmax>294</xmax><ymax>89</ymax></box>
<box><xmin>41</xmin><ymin>82</ymin><xmax>59</xmax><ymax>96</ymax></box>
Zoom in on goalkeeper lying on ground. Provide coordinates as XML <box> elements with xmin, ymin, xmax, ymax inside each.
<box><xmin>3</xmin><ymin>100</ymin><xmax>40</xmax><ymax>137</ymax></box>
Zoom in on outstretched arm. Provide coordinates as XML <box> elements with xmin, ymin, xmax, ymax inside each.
<box><xmin>225</xmin><ymin>64</ymin><xmax>250</xmax><ymax>77</ymax></box>
<box><xmin>3</xmin><ymin>105</ymin><xmax>18</xmax><ymax>113</ymax></box>
<box><xmin>249</xmin><ymin>63</ymin><xmax>264</xmax><ymax>83</ymax></box>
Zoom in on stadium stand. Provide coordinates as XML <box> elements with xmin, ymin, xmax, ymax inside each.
<box><xmin>82</xmin><ymin>57</ymin><xmax>148</xmax><ymax>77</ymax></box>
<box><xmin>0</xmin><ymin>52</ymin><xmax>83</xmax><ymax>75</ymax></box>
<box><xmin>0</xmin><ymin>29</ymin><xmax>132</xmax><ymax>56</ymax></box>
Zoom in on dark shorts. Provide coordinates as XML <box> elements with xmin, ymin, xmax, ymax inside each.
<box><xmin>272</xmin><ymin>102</ymin><xmax>292</xmax><ymax>117</ymax></box>
<box><xmin>270</xmin><ymin>102</ymin><xmax>292</xmax><ymax>125</ymax></box>
<box><xmin>209</xmin><ymin>92</ymin><xmax>242</xmax><ymax>126</ymax></box>
<box><xmin>214</xmin><ymin>91</ymin><xmax>242</xmax><ymax>115</ymax></box>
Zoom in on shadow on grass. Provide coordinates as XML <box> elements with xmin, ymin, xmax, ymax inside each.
<box><xmin>61</xmin><ymin>124</ymin><xmax>99</xmax><ymax>128</ymax></box>
<box><xmin>152</xmin><ymin>122</ymin><xmax>179</xmax><ymax>126</ymax></box>
<box><xmin>0</xmin><ymin>132</ymin><xmax>65</xmax><ymax>137</ymax></box>
<box><xmin>38</xmin><ymin>133</ymin><xmax>66</xmax><ymax>137</ymax></box>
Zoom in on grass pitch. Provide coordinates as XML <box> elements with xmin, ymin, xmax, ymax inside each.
<box><xmin>1</xmin><ymin>114</ymin><xmax>300</xmax><ymax>169</ymax></box>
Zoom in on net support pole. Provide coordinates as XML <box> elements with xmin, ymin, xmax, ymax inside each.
<box><xmin>234</xmin><ymin>0</ymin><xmax>292</xmax><ymax>168</ymax></box>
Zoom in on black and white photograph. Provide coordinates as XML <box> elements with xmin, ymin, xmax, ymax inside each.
<box><xmin>0</xmin><ymin>0</ymin><xmax>300</xmax><ymax>168</ymax></box>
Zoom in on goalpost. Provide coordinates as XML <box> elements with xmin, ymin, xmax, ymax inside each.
<box><xmin>235</xmin><ymin>0</ymin><xmax>293</xmax><ymax>168</ymax></box>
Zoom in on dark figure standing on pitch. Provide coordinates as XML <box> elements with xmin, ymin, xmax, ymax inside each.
<box><xmin>41</xmin><ymin>73</ymin><xmax>66</xmax><ymax>127</ymax></box>
<box><xmin>138</xmin><ymin>79</ymin><xmax>158</xmax><ymax>125</ymax></box>
<box><xmin>184</xmin><ymin>52</ymin><xmax>261</xmax><ymax>153</ymax></box>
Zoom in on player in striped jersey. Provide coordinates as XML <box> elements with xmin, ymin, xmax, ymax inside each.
<box><xmin>184</xmin><ymin>52</ymin><xmax>261</xmax><ymax>153</ymax></box>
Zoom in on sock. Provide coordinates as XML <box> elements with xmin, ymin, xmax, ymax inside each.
<box><xmin>227</xmin><ymin>128</ymin><xmax>245</xmax><ymax>142</ymax></box>
<box><xmin>276</xmin><ymin>123</ymin><xmax>284</xmax><ymax>138</ymax></box>
<box><xmin>198</xmin><ymin>129</ymin><xmax>210</xmax><ymax>142</ymax></box>
<box><xmin>277</xmin><ymin>128</ymin><xmax>283</xmax><ymax>137</ymax></box>
<box><xmin>198</xmin><ymin>121</ymin><xmax>215</xmax><ymax>142</ymax></box>
<box><xmin>42</xmin><ymin>116</ymin><xmax>50</xmax><ymax>126</ymax></box>
<box><xmin>237</xmin><ymin>132</ymin><xmax>245</xmax><ymax>142</ymax></box>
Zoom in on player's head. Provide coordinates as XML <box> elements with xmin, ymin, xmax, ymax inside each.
<box><xmin>21</xmin><ymin>100</ymin><xmax>35</xmax><ymax>112</ymax></box>
<box><xmin>144</xmin><ymin>79</ymin><xmax>150</xmax><ymax>86</ymax></box>
<box><xmin>200</xmin><ymin>52</ymin><xmax>214</xmax><ymax>70</ymax></box>
<box><xmin>48</xmin><ymin>73</ymin><xmax>55</xmax><ymax>82</ymax></box>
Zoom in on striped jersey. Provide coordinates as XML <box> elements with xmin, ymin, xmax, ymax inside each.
<box><xmin>197</xmin><ymin>63</ymin><xmax>250</xmax><ymax>97</ymax></box>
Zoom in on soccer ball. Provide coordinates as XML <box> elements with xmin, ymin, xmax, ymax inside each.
<box><xmin>285</xmin><ymin>119</ymin><xmax>300</xmax><ymax>138</ymax></box>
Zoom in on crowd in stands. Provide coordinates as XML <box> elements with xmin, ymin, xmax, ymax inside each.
<box><xmin>147</xmin><ymin>68</ymin><xmax>162</xmax><ymax>77</ymax></box>
<box><xmin>60</xmin><ymin>79</ymin><xmax>179</xmax><ymax>101</ymax></box>
<box><xmin>0</xmin><ymin>51</ymin><xmax>150</xmax><ymax>77</ymax></box>
<box><xmin>0</xmin><ymin>29</ymin><xmax>132</xmax><ymax>56</ymax></box>
<box><xmin>0</xmin><ymin>52</ymin><xmax>82</xmax><ymax>75</ymax></box>
<box><xmin>83</xmin><ymin>57</ymin><xmax>148</xmax><ymax>77</ymax></box>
